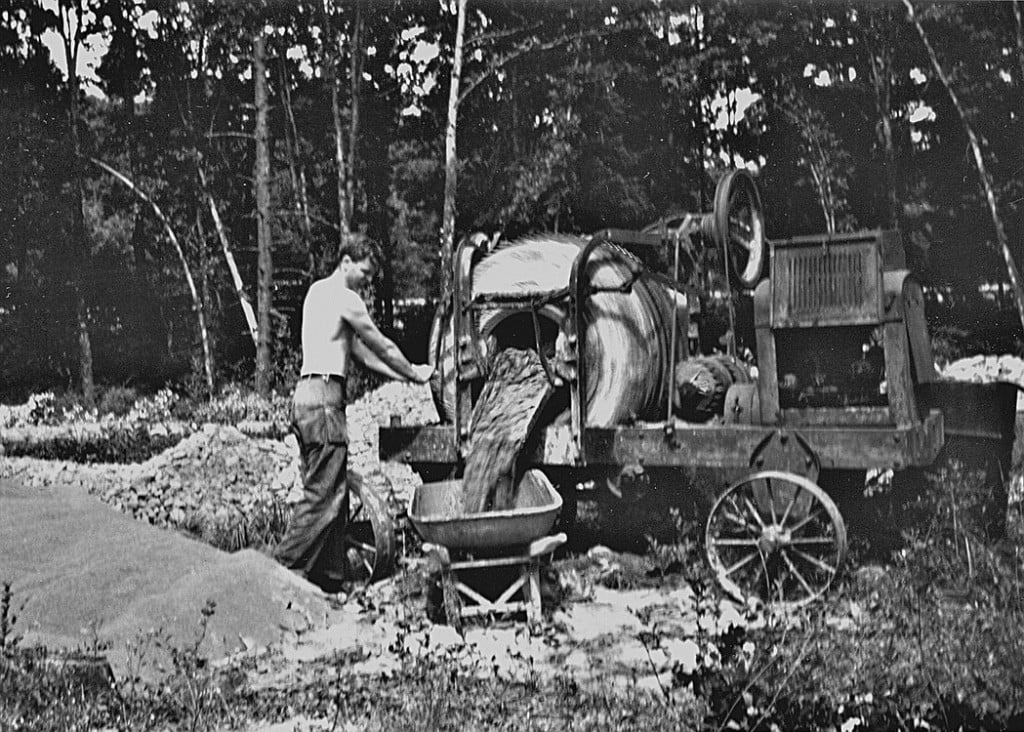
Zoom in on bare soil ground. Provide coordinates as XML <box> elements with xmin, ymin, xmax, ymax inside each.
<box><xmin>0</xmin><ymin>478</ymin><xmax>332</xmax><ymax>680</ymax></box>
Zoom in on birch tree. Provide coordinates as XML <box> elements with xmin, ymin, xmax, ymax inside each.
<box><xmin>904</xmin><ymin>0</ymin><xmax>1024</xmax><ymax>329</ymax></box>
<box><xmin>90</xmin><ymin>158</ymin><xmax>216</xmax><ymax>394</ymax></box>
<box><xmin>323</xmin><ymin>0</ymin><xmax>365</xmax><ymax>259</ymax></box>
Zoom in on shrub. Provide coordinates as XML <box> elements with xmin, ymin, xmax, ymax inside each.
<box><xmin>3</xmin><ymin>425</ymin><xmax>182</xmax><ymax>464</ymax></box>
<box><xmin>189</xmin><ymin>385</ymin><xmax>290</xmax><ymax>427</ymax></box>
<box><xmin>97</xmin><ymin>386</ymin><xmax>138</xmax><ymax>417</ymax></box>
<box><xmin>27</xmin><ymin>392</ymin><xmax>59</xmax><ymax>426</ymax></box>
<box><xmin>126</xmin><ymin>387</ymin><xmax>179</xmax><ymax>423</ymax></box>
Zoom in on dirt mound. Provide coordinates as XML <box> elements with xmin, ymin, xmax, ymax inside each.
<box><xmin>0</xmin><ymin>479</ymin><xmax>331</xmax><ymax>680</ymax></box>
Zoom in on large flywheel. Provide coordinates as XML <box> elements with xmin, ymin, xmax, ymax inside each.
<box><xmin>709</xmin><ymin>169</ymin><xmax>767</xmax><ymax>289</ymax></box>
<box><xmin>705</xmin><ymin>470</ymin><xmax>846</xmax><ymax>608</ymax></box>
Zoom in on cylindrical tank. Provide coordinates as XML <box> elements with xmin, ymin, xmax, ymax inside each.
<box><xmin>430</xmin><ymin>234</ymin><xmax>686</xmax><ymax>428</ymax></box>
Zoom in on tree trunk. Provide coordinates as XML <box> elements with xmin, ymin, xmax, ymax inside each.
<box><xmin>60</xmin><ymin>2</ymin><xmax>95</xmax><ymax>407</ymax></box>
<box><xmin>195</xmin><ymin>208</ymin><xmax>217</xmax><ymax>381</ymax></box>
<box><xmin>89</xmin><ymin>158</ymin><xmax>216</xmax><ymax>395</ymax></box>
<box><xmin>808</xmin><ymin>162</ymin><xmax>836</xmax><ymax>234</ymax></box>
<box><xmin>254</xmin><ymin>33</ymin><xmax>275</xmax><ymax>397</ymax></box>
<box><xmin>440</xmin><ymin>0</ymin><xmax>468</xmax><ymax>297</ymax></box>
<box><xmin>869</xmin><ymin>50</ymin><xmax>899</xmax><ymax>228</ymax></box>
<box><xmin>1015</xmin><ymin>0</ymin><xmax>1024</xmax><ymax>91</ymax></box>
<box><xmin>347</xmin><ymin>0</ymin><xmax>363</xmax><ymax>236</ymax></box>
<box><xmin>196</xmin><ymin>163</ymin><xmax>259</xmax><ymax>347</ymax></box>
<box><xmin>905</xmin><ymin>0</ymin><xmax>1024</xmax><ymax>331</ymax></box>
<box><xmin>279</xmin><ymin>57</ymin><xmax>313</xmax><ymax>267</ymax></box>
<box><xmin>329</xmin><ymin>27</ymin><xmax>351</xmax><ymax>251</ymax></box>
<box><xmin>865</xmin><ymin>9</ymin><xmax>900</xmax><ymax>229</ymax></box>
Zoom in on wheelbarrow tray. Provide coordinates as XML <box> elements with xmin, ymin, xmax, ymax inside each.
<box><xmin>409</xmin><ymin>470</ymin><xmax>562</xmax><ymax>550</ymax></box>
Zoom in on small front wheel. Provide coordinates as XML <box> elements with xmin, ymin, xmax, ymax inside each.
<box><xmin>705</xmin><ymin>470</ymin><xmax>846</xmax><ymax>608</ymax></box>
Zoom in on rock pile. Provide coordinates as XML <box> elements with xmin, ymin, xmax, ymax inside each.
<box><xmin>100</xmin><ymin>424</ymin><xmax>301</xmax><ymax>527</ymax></box>
<box><xmin>346</xmin><ymin>380</ymin><xmax>439</xmax><ymax>509</ymax></box>
<box><xmin>0</xmin><ymin>381</ymin><xmax>440</xmax><ymax>540</ymax></box>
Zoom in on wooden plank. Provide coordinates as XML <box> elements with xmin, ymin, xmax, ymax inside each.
<box><xmin>753</xmin><ymin>282</ymin><xmax>781</xmax><ymax>423</ymax></box>
<box><xmin>379</xmin><ymin>410</ymin><xmax>945</xmax><ymax>472</ymax></box>
<box><xmin>902</xmin><ymin>280</ymin><xmax>937</xmax><ymax>383</ymax></box>
<box><xmin>380</xmin><ymin>426</ymin><xmax>458</xmax><ymax>464</ymax></box>
<box><xmin>780</xmin><ymin>407</ymin><xmax>894</xmax><ymax>426</ymax></box>
<box><xmin>882</xmin><ymin>319</ymin><xmax>917</xmax><ymax>428</ymax></box>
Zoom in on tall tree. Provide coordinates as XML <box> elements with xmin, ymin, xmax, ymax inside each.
<box><xmin>49</xmin><ymin>0</ymin><xmax>108</xmax><ymax>406</ymax></box>
<box><xmin>904</xmin><ymin>0</ymin><xmax>1024</xmax><ymax>329</ymax></box>
<box><xmin>253</xmin><ymin>31</ymin><xmax>274</xmax><ymax>396</ymax></box>
<box><xmin>439</xmin><ymin>0</ymin><xmax>467</xmax><ymax>296</ymax></box>
<box><xmin>858</xmin><ymin>4</ymin><xmax>903</xmax><ymax>229</ymax></box>
<box><xmin>779</xmin><ymin>93</ymin><xmax>851</xmax><ymax>234</ymax></box>
<box><xmin>323</xmin><ymin>0</ymin><xmax>365</xmax><ymax>256</ymax></box>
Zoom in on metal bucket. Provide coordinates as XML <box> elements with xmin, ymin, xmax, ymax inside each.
<box><xmin>408</xmin><ymin>469</ymin><xmax>562</xmax><ymax>550</ymax></box>
<box><xmin>916</xmin><ymin>379</ymin><xmax>1020</xmax><ymax>538</ymax></box>
<box><xmin>916</xmin><ymin>380</ymin><xmax>1019</xmax><ymax>445</ymax></box>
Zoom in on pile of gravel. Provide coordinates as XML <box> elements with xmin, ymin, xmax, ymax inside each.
<box><xmin>0</xmin><ymin>381</ymin><xmax>440</xmax><ymax>538</ymax></box>
<box><xmin>101</xmin><ymin>424</ymin><xmax>300</xmax><ymax>526</ymax></box>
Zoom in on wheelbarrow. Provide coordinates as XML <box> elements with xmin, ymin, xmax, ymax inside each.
<box><xmin>408</xmin><ymin>469</ymin><xmax>566</xmax><ymax>626</ymax></box>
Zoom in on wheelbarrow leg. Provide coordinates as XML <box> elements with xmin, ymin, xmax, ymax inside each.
<box><xmin>521</xmin><ymin>559</ymin><xmax>542</xmax><ymax>625</ymax></box>
<box><xmin>523</xmin><ymin>533</ymin><xmax>567</xmax><ymax>625</ymax></box>
<box><xmin>423</xmin><ymin>542</ymin><xmax>463</xmax><ymax>633</ymax></box>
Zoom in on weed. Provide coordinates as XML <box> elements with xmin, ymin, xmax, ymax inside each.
<box><xmin>646</xmin><ymin>507</ymin><xmax>702</xmax><ymax>581</ymax></box>
<box><xmin>187</xmin><ymin>499</ymin><xmax>292</xmax><ymax>552</ymax></box>
<box><xmin>1</xmin><ymin>582</ymin><xmax>22</xmax><ymax>654</ymax></box>
<box><xmin>155</xmin><ymin>599</ymin><xmax>235</xmax><ymax>732</ymax></box>
<box><xmin>690</xmin><ymin>461</ymin><xmax>1024</xmax><ymax>730</ymax></box>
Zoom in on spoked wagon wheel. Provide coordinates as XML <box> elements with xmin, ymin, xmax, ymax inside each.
<box><xmin>705</xmin><ymin>470</ymin><xmax>847</xmax><ymax>609</ymax></box>
<box><xmin>344</xmin><ymin>482</ymin><xmax>396</xmax><ymax>583</ymax></box>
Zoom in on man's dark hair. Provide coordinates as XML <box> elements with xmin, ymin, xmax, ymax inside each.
<box><xmin>332</xmin><ymin>235</ymin><xmax>380</xmax><ymax>270</ymax></box>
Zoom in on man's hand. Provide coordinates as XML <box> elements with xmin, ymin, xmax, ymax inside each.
<box><xmin>411</xmin><ymin>363</ymin><xmax>434</xmax><ymax>384</ymax></box>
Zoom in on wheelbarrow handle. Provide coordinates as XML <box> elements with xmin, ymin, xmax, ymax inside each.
<box><xmin>528</xmin><ymin>532</ymin><xmax>567</xmax><ymax>558</ymax></box>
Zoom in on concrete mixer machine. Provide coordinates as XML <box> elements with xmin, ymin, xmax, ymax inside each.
<box><xmin>380</xmin><ymin>169</ymin><xmax>1011</xmax><ymax>609</ymax></box>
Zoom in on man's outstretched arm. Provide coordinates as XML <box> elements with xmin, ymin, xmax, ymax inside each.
<box><xmin>342</xmin><ymin>291</ymin><xmax>432</xmax><ymax>383</ymax></box>
<box><xmin>352</xmin><ymin>338</ymin><xmax>408</xmax><ymax>380</ymax></box>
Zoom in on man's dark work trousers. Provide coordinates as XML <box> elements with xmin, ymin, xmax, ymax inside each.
<box><xmin>274</xmin><ymin>376</ymin><xmax>349</xmax><ymax>588</ymax></box>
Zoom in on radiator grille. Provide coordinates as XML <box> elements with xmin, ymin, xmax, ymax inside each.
<box><xmin>774</xmin><ymin>242</ymin><xmax>880</xmax><ymax>326</ymax></box>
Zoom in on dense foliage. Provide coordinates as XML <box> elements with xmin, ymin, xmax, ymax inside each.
<box><xmin>1</xmin><ymin>0</ymin><xmax>1021</xmax><ymax>402</ymax></box>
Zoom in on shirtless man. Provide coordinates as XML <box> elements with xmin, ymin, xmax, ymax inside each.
<box><xmin>274</xmin><ymin>238</ymin><xmax>432</xmax><ymax>590</ymax></box>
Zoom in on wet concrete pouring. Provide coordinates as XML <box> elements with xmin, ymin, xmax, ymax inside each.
<box><xmin>461</xmin><ymin>347</ymin><xmax>554</xmax><ymax>513</ymax></box>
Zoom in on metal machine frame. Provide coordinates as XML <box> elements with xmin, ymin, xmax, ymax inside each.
<box><xmin>388</xmin><ymin>228</ymin><xmax>945</xmax><ymax>478</ymax></box>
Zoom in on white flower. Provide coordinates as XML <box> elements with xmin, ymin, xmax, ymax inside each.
<box><xmin>664</xmin><ymin>638</ymin><xmax>701</xmax><ymax>675</ymax></box>
<box><xmin>841</xmin><ymin>717</ymin><xmax>864</xmax><ymax>732</ymax></box>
